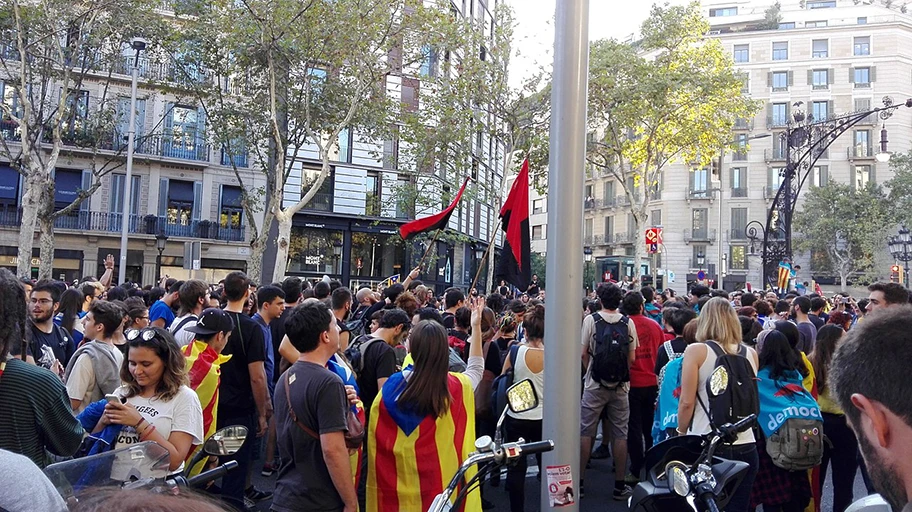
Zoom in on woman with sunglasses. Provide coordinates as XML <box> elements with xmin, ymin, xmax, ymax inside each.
<box><xmin>95</xmin><ymin>327</ymin><xmax>203</xmax><ymax>476</ymax></box>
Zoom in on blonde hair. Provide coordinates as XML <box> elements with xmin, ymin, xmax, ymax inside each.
<box><xmin>696</xmin><ymin>297</ymin><xmax>742</xmax><ymax>354</ymax></box>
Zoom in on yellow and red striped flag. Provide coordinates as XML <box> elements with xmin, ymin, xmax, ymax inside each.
<box><xmin>183</xmin><ymin>340</ymin><xmax>232</xmax><ymax>476</ymax></box>
<box><xmin>366</xmin><ymin>371</ymin><xmax>478</xmax><ymax>512</ymax></box>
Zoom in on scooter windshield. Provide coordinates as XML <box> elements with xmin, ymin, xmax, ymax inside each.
<box><xmin>43</xmin><ymin>441</ymin><xmax>171</xmax><ymax>501</ymax></box>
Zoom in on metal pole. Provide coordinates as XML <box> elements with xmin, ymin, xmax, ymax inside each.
<box><xmin>717</xmin><ymin>187</ymin><xmax>723</xmax><ymax>289</ymax></box>
<box><xmin>542</xmin><ymin>0</ymin><xmax>589</xmax><ymax>508</ymax></box>
<box><xmin>118</xmin><ymin>48</ymin><xmax>141</xmax><ymax>285</ymax></box>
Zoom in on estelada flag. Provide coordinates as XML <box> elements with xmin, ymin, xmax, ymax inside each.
<box><xmin>327</xmin><ymin>355</ymin><xmax>365</xmax><ymax>484</ymax></box>
<box><xmin>366</xmin><ymin>370</ymin><xmax>478</xmax><ymax>512</ymax></box>
<box><xmin>778</xmin><ymin>261</ymin><xmax>792</xmax><ymax>292</ymax></box>
<box><xmin>496</xmin><ymin>159</ymin><xmax>532</xmax><ymax>290</ymax></box>
<box><xmin>398</xmin><ymin>176</ymin><xmax>471</xmax><ymax>240</ymax></box>
<box><xmin>183</xmin><ymin>340</ymin><xmax>232</xmax><ymax>477</ymax></box>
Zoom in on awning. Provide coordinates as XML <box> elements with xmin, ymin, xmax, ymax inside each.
<box><xmin>0</xmin><ymin>165</ymin><xmax>18</xmax><ymax>200</ymax></box>
<box><xmin>54</xmin><ymin>169</ymin><xmax>83</xmax><ymax>204</ymax></box>
<box><xmin>221</xmin><ymin>185</ymin><xmax>242</xmax><ymax>208</ymax></box>
<box><xmin>168</xmin><ymin>180</ymin><xmax>194</xmax><ymax>204</ymax></box>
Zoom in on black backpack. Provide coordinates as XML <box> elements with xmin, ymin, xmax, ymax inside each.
<box><xmin>589</xmin><ymin>313</ymin><xmax>631</xmax><ymax>386</ymax></box>
<box><xmin>343</xmin><ymin>334</ymin><xmax>383</xmax><ymax>378</ymax></box>
<box><xmin>699</xmin><ymin>341</ymin><xmax>759</xmax><ymax>429</ymax></box>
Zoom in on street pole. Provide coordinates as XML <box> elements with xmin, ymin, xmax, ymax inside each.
<box><xmin>542</xmin><ymin>0</ymin><xmax>589</xmax><ymax>508</ymax></box>
<box><xmin>118</xmin><ymin>38</ymin><xmax>145</xmax><ymax>285</ymax></box>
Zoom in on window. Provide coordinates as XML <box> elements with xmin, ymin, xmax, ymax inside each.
<box><xmin>772</xmin><ymin>41</ymin><xmax>788</xmax><ymax>60</ymax></box>
<box><xmin>733</xmin><ymin>44</ymin><xmax>749</xmax><ymax>63</ymax></box>
<box><xmin>532</xmin><ymin>225</ymin><xmax>544</xmax><ymax>240</ymax></box>
<box><xmin>773</xmin><ymin>134</ymin><xmax>788</xmax><ymax>159</ymax></box>
<box><xmin>811</xmin><ymin>69</ymin><xmax>829</xmax><ymax>89</ymax></box>
<box><xmin>401</xmin><ymin>78</ymin><xmax>419</xmax><ymax>112</ymax></box>
<box><xmin>734</xmin><ymin>134</ymin><xmax>748</xmax><ymax>160</ymax></box>
<box><xmin>419</xmin><ymin>46</ymin><xmax>438</xmax><ymax>77</ymax></box>
<box><xmin>854</xmin><ymin>165</ymin><xmax>872</xmax><ymax>190</ymax></box>
<box><xmin>164</xmin><ymin>103</ymin><xmax>206</xmax><ymax>160</ymax></box>
<box><xmin>807</xmin><ymin>1</ymin><xmax>836</xmax><ymax>8</ymax></box>
<box><xmin>731</xmin><ymin>167</ymin><xmax>747</xmax><ymax>195</ymax></box>
<box><xmin>532</xmin><ymin>198</ymin><xmax>544</xmax><ymax>215</ymax></box>
<box><xmin>854</xmin><ymin>36</ymin><xmax>870</xmax><ymax>56</ymax></box>
<box><xmin>772</xmin><ymin>71</ymin><xmax>789</xmax><ymax>91</ymax></box>
<box><xmin>858</xmin><ymin>17</ymin><xmax>867</xmax><ymax>24</ymax></box>
<box><xmin>301</xmin><ymin>166</ymin><xmax>333</xmax><ymax>212</ymax></box>
<box><xmin>779</xmin><ymin>22</ymin><xmax>796</xmax><ymax>29</ymax></box>
<box><xmin>604</xmin><ymin>216</ymin><xmax>613</xmax><ymax>240</ymax></box>
<box><xmin>162</xmin><ymin>179</ymin><xmax>198</xmax><ymax>226</ymax></box>
<box><xmin>709</xmin><ymin>7</ymin><xmax>738</xmax><ymax>16</ymax></box>
<box><xmin>110</xmin><ymin>174</ymin><xmax>141</xmax><ymax>218</ymax></box>
<box><xmin>740</xmin><ymin>73</ymin><xmax>749</xmax><ymax>94</ymax></box>
<box><xmin>584</xmin><ymin>218</ymin><xmax>593</xmax><ymax>240</ymax></box>
<box><xmin>853</xmin><ymin>67</ymin><xmax>872</xmax><ymax>87</ymax></box>
<box><xmin>337</xmin><ymin>127</ymin><xmax>352</xmax><ymax>163</ymax></box>
<box><xmin>855</xmin><ymin>130</ymin><xmax>871</xmax><ymax>156</ymax></box>
<box><xmin>602</xmin><ymin>181</ymin><xmax>614</xmax><ymax>202</ymax></box>
<box><xmin>771</xmin><ymin>102</ymin><xmax>789</xmax><ymax>126</ymax></box>
<box><xmin>219</xmin><ymin>185</ymin><xmax>243</xmax><ymax>230</ymax></box>
<box><xmin>651</xmin><ymin>209</ymin><xmax>662</xmax><ymax>227</ymax></box>
<box><xmin>730</xmin><ymin>246</ymin><xmax>748</xmax><ymax>270</ymax></box>
<box><xmin>806</xmin><ymin>20</ymin><xmax>828</xmax><ymax>27</ymax></box>
<box><xmin>812</xmin><ymin>39</ymin><xmax>828</xmax><ymax>58</ymax></box>
<box><xmin>855</xmin><ymin>98</ymin><xmax>875</xmax><ymax>123</ymax></box>
<box><xmin>584</xmin><ymin>184</ymin><xmax>594</xmax><ymax>202</ymax></box>
<box><xmin>383</xmin><ymin>130</ymin><xmax>398</xmax><ymax>169</ymax></box>
<box><xmin>811</xmin><ymin>165</ymin><xmax>828</xmax><ymax>187</ymax></box>
<box><xmin>54</xmin><ymin>169</ymin><xmax>90</xmax><ymax>217</ymax></box>
<box><xmin>115</xmin><ymin>97</ymin><xmax>146</xmax><ymax>151</ymax></box>
<box><xmin>691</xmin><ymin>168</ymin><xmax>708</xmax><ymax>196</ymax></box>
<box><xmin>731</xmin><ymin>208</ymin><xmax>747</xmax><ymax>239</ymax></box>
<box><xmin>812</xmin><ymin>101</ymin><xmax>830</xmax><ymax>122</ymax></box>
<box><xmin>692</xmin><ymin>209</ymin><xmax>708</xmax><ymax>239</ymax></box>
<box><xmin>62</xmin><ymin>90</ymin><xmax>89</xmax><ymax>135</ymax></box>
<box><xmin>770</xmin><ymin>168</ymin><xmax>785</xmax><ymax>190</ymax></box>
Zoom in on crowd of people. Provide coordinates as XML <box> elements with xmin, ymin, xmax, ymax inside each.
<box><xmin>3</xmin><ymin>258</ymin><xmax>912</xmax><ymax>512</ymax></box>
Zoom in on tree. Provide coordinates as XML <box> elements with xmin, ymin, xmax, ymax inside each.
<box><xmin>176</xmin><ymin>0</ymin><xmax>481</xmax><ymax>283</ymax></box>
<box><xmin>794</xmin><ymin>181</ymin><xmax>891</xmax><ymax>290</ymax></box>
<box><xmin>759</xmin><ymin>2</ymin><xmax>782</xmax><ymax>30</ymax></box>
<box><xmin>585</xmin><ymin>2</ymin><xmax>760</xmax><ymax>290</ymax></box>
<box><xmin>886</xmin><ymin>150</ymin><xmax>912</xmax><ymax>226</ymax></box>
<box><xmin>0</xmin><ymin>0</ymin><xmax>165</xmax><ymax>278</ymax></box>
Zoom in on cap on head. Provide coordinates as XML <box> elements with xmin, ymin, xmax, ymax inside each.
<box><xmin>186</xmin><ymin>308</ymin><xmax>235</xmax><ymax>336</ymax></box>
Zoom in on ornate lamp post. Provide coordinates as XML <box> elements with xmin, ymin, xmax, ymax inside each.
<box><xmin>154</xmin><ymin>233</ymin><xmax>168</xmax><ymax>282</ymax></box>
<box><xmin>746</xmin><ymin>96</ymin><xmax>912</xmax><ymax>288</ymax></box>
<box><xmin>584</xmin><ymin>246</ymin><xmax>593</xmax><ymax>292</ymax></box>
<box><xmin>889</xmin><ymin>226</ymin><xmax>912</xmax><ymax>288</ymax></box>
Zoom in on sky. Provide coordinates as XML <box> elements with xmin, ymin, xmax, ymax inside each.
<box><xmin>508</xmin><ymin>0</ymin><xmax>687</xmax><ymax>89</ymax></box>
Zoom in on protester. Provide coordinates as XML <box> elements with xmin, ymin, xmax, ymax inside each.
<box><xmin>808</xmin><ymin>297</ymin><xmax>828</xmax><ymax>330</ymax></box>
<box><xmin>272</xmin><ymin>301</ymin><xmax>358</xmax><ymax>512</ymax></box>
<box><xmin>827</xmin><ymin>311</ymin><xmax>853</xmax><ymax>331</ymax></box>
<box><xmin>366</xmin><ymin>298</ymin><xmax>485</xmax><ymax>511</ymax></box>
<box><xmin>441</xmin><ymin>287</ymin><xmax>466</xmax><ymax>329</ymax></box>
<box><xmin>55</xmin><ymin>287</ymin><xmax>86</xmax><ymax>349</ymax></box>
<box><xmin>150</xmin><ymin>280</ymin><xmax>182</xmax><ymax>329</ymax></box>
<box><xmin>171</xmin><ymin>279</ymin><xmax>210</xmax><ymax>347</ymax></box>
<box><xmin>809</xmin><ymin>324</ymin><xmax>857</xmax><ymax>512</ymax></box>
<box><xmin>677</xmin><ymin>297</ymin><xmax>759</xmax><ymax>512</ymax></box>
<box><xmin>64</xmin><ymin>300</ymin><xmax>125</xmax><ymax>414</ymax></box>
<box><xmin>499</xmin><ymin>303</ymin><xmax>545</xmax><ymax>512</ymax></box>
<box><xmin>356</xmin><ymin>308</ymin><xmax>411</xmax><ymax>419</ymax></box>
<box><xmin>271</xmin><ymin>277</ymin><xmax>303</xmax><ymax>382</ymax></box>
<box><xmin>331</xmin><ymin>287</ymin><xmax>353</xmax><ymax>350</ymax></box>
<box><xmin>28</xmin><ymin>280</ymin><xmax>74</xmax><ymax>373</ymax></box>
<box><xmin>252</xmin><ymin>285</ymin><xmax>285</xmax><ymax>479</ymax></box>
<box><xmin>791</xmin><ymin>296</ymin><xmax>818</xmax><ymax>354</ymax></box>
<box><xmin>0</xmin><ymin>448</ymin><xmax>68</xmax><ymax>512</ymax></box>
<box><xmin>0</xmin><ymin>270</ymin><xmax>84</xmax><ymax>467</ymax></box>
<box><xmin>654</xmin><ymin>307</ymin><xmax>697</xmax><ymax>377</ymax></box>
<box><xmin>123</xmin><ymin>297</ymin><xmax>151</xmax><ymax>331</ymax></box>
<box><xmin>866</xmin><ymin>282</ymin><xmax>910</xmax><ymax>313</ymax></box>
<box><xmin>579</xmin><ymin>283</ymin><xmax>638</xmax><ymax>500</ymax></box>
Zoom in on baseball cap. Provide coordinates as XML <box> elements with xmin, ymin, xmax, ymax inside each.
<box><xmin>186</xmin><ymin>308</ymin><xmax>235</xmax><ymax>336</ymax></box>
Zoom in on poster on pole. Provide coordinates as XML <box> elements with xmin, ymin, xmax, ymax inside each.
<box><xmin>546</xmin><ymin>464</ymin><xmax>576</xmax><ymax>507</ymax></box>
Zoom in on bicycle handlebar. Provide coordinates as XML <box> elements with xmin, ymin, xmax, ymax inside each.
<box><xmin>519</xmin><ymin>440</ymin><xmax>555</xmax><ymax>456</ymax></box>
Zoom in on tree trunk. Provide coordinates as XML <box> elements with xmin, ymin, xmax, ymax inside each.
<box><xmin>16</xmin><ymin>170</ymin><xmax>43</xmax><ymax>278</ymax></box>
<box><xmin>839</xmin><ymin>271</ymin><xmax>847</xmax><ymax>292</ymax></box>
<box><xmin>271</xmin><ymin>211</ymin><xmax>293</xmax><ymax>283</ymax></box>
<box><xmin>38</xmin><ymin>212</ymin><xmax>55</xmax><ymax>280</ymax></box>
<box><xmin>632</xmin><ymin>214</ymin><xmax>645</xmax><ymax>291</ymax></box>
<box><xmin>247</xmin><ymin>237</ymin><xmax>265</xmax><ymax>285</ymax></box>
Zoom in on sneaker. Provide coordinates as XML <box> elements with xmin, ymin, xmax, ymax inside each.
<box><xmin>261</xmin><ymin>461</ymin><xmax>278</xmax><ymax>477</ymax></box>
<box><xmin>245</xmin><ymin>486</ymin><xmax>273</xmax><ymax>502</ymax></box>
<box><xmin>590</xmin><ymin>444</ymin><xmax>611</xmax><ymax>460</ymax></box>
<box><xmin>243</xmin><ymin>497</ymin><xmax>258</xmax><ymax>512</ymax></box>
<box><xmin>624</xmin><ymin>472</ymin><xmax>640</xmax><ymax>485</ymax></box>
<box><xmin>613</xmin><ymin>484</ymin><xmax>632</xmax><ymax>501</ymax></box>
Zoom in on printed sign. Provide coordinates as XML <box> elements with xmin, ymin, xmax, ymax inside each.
<box><xmin>546</xmin><ymin>464</ymin><xmax>575</xmax><ymax>507</ymax></box>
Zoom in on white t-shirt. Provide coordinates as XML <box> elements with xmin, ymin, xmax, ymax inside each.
<box><xmin>65</xmin><ymin>343</ymin><xmax>124</xmax><ymax>414</ymax></box>
<box><xmin>170</xmin><ymin>314</ymin><xmax>198</xmax><ymax>348</ymax></box>
<box><xmin>110</xmin><ymin>385</ymin><xmax>204</xmax><ymax>480</ymax></box>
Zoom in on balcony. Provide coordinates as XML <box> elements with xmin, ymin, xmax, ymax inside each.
<box><xmin>763</xmin><ymin>186</ymin><xmax>781</xmax><ymax>200</ymax></box>
<box><xmin>732</xmin><ymin>149</ymin><xmax>748</xmax><ymax>161</ymax></box>
<box><xmin>220</xmin><ymin>149</ymin><xmax>249</xmax><ymax>168</ymax></box>
<box><xmin>584</xmin><ymin>235</ymin><xmax>594</xmax><ymax>246</ymax></box>
<box><xmin>847</xmin><ymin>145</ymin><xmax>876</xmax><ymax>160</ymax></box>
<box><xmin>767</xmin><ymin>116</ymin><xmax>789</xmax><ymax>129</ymax></box>
<box><xmin>602</xmin><ymin>196</ymin><xmax>616</xmax><ymax>209</ymax></box>
<box><xmin>614</xmin><ymin>232</ymin><xmax>637</xmax><ymax>244</ymax></box>
<box><xmin>0</xmin><ymin>211</ymin><xmax>244</xmax><ymax>242</ymax></box>
<box><xmin>687</xmin><ymin>187</ymin><xmax>712</xmax><ymax>200</ymax></box>
<box><xmin>584</xmin><ymin>197</ymin><xmax>597</xmax><ymax>210</ymax></box>
<box><xmin>683</xmin><ymin>229</ymin><xmax>717</xmax><ymax>243</ymax></box>
<box><xmin>764</xmin><ymin>148</ymin><xmax>787</xmax><ymax>162</ymax></box>
<box><xmin>616</xmin><ymin>195</ymin><xmax>631</xmax><ymax>207</ymax></box>
<box><xmin>731</xmin><ymin>187</ymin><xmax>749</xmax><ymax>198</ymax></box>
<box><xmin>734</xmin><ymin>118</ymin><xmax>753</xmax><ymax>130</ymax></box>
<box><xmin>139</xmin><ymin>133</ymin><xmax>210</xmax><ymax>162</ymax></box>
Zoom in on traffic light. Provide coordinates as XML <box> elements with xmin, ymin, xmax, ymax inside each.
<box><xmin>891</xmin><ymin>265</ymin><xmax>903</xmax><ymax>283</ymax></box>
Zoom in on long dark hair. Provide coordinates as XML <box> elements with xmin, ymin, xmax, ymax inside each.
<box><xmin>120</xmin><ymin>327</ymin><xmax>188</xmax><ymax>401</ymax></box>
<box><xmin>808</xmin><ymin>324</ymin><xmax>844</xmax><ymax>393</ymax></box>
<box><xmin>0</xmin><ymin>269</ymin><xmax>27</xmax><ymax>365</ymax></box>
<box><xmin>759</xmin><ymin>330</ymin><xmax>803</xmax><ymax>382</ymax></box>
<box><xmin>773</xmin><ymin>320</ymin><xmax>810</xmax><ymax>377</ymax></box>
<box><xmin>398</xmin><ymin>320</ymin><xmax>451</xmax><ymax>419</ymax></box>
<box><xmin>58</xmin><ymin>288</ymin><xmax>85</xmax><ymax>335</ymax></box>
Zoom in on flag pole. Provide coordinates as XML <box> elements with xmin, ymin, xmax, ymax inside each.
<box><xmin>415</xmin><ymin>228</ymin><xmax>443</xmax><ymax>272</ymax></box>
<box><xmin>469</xmin><ymin>228</ymin><xmax>500</xmax><ymax>294</ymax></box>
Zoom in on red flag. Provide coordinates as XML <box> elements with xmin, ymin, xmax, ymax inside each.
<box><xmin>398</xmin><ymin>176</ymin><xmax>470</xmax><ymax>240</ymax></box>
<box><xmin>496</xmin><ymin>159</ymin><xmax>531</xmax><ymax>290</ymax></box>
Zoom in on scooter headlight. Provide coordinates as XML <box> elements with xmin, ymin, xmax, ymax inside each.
<box><xmin>665</xmin><ymin>461</ymin><xmax>690</xmax><ymax>497</ymax></box>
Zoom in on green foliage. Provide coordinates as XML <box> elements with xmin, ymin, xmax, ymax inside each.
<box><xmin>530</xmin><ymin>251</ymin><xmax>546</xmax><ymax>289</ymax></box>
<box><xmin>794</xmin><ymin>180</ymin><xmax>891</xmax><ymax>286</ymax></box>
<box><xmin>759</xmin><ymin>2</ymin><xmax>783</xmax><ymax>30</ymax></box>
<box><xmin>886</xmin><ymin>150</ymin><xmax>912</xmax><ymax>226</ymax></box>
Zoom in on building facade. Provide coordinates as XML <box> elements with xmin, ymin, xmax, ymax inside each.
<box><xmin>530</xmin><ymin>0</ymin><xmax>912</xmax><ymax>291</ymax></box>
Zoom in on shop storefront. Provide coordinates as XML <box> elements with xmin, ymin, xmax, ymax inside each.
<box><xmin>0</xmin><ymin>247</ymin><xmax>85</xmax><ymax>283</ymax></box>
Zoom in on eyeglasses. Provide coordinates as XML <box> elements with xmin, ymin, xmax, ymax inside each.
<box><xmin>29</xmin><ymin>298</ymin><xmax>54</xmax><ymax>306</ymax></box>
<box><xmin>126</xmin><ymin>328</ymin><xmax>158</xmax><ymax>341</ymax></box>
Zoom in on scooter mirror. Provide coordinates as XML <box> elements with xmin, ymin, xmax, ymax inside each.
<box><xmin>665</xmin><ymin>461</ymin><xmax>690</xmax><ymax>497</ymax></box>
<box><xmin>203</xmin><ymin>425</ymin><xmax>249</xmax><ymax>456</ymax></box>
<box><xmin>506</xmin><ymin>379</ymin><xmax>539</xmax><ymax>414</ymax></box>
<box><xmin>709</xmin><ymin>366</ymin><xmax>729</xmax><ymax>397</ymax></box>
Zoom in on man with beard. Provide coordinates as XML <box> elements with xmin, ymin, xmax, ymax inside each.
<box><xmin>25</xmin><ymin>281</ymin><xmax>75</xmax><ymax>374</ymax></box>
<box><xmin>830</xmin><ymin>305</ymin><xmax>912</xmax><ymax>511</ymax></box>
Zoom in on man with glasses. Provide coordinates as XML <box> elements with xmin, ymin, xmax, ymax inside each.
<box><xmin>13</xmin><ymin>281</ymin><xmax>75</xmax><ymax>374</ymax></box>
<box><xmin>63</xmin><ymin>300</ymin><xmax>125</xmax><ymax>414</ymax></box>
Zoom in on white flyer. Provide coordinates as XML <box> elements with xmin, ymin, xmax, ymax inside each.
<box><xmin>546</xmin><ymin>464</ymin><xmax>575</xmax><ymax>507</ymax></box>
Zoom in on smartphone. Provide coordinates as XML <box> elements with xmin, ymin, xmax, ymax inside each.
<box><xmin>105</xmin><ymin>394</ymin><xmax>121</xmax><ymax>405</ymax></box>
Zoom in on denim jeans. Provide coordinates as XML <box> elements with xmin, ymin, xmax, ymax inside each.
<box><xmin>714</xmin><ymin>442</ymin><xmax>759</xmax><ymax>512</ymax></box>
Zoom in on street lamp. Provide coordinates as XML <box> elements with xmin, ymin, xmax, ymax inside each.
<box><xmin>875</xmin><ymin>125</ymin><xmax>891</xmax><ymax>163</ymax></box>
<box><xmin>584</xmin><ymin>246</ymin><xmax>593</xmax><ymax>293</ymax></box>
<box><xmin>332</xmin><ymin>241</ymin><xmax>342</xmax><ymax>274</ymax></box>
<box><xmin>154</xmin><ymin>232</ymin><xmax>168</xmax><ymax>283</ymax></box>
<box><xmin>696</xmin><ymin>251</ymin><xmax>705</xmax><ymax>269</ymax></box>
<box><xmin>473</xmin><ymin>245</ymin><xmax>485</xmax><ymax>261</ymax></box>
<box><xmin>118</xmin><ymin>36</ymin><xmax>147</xmax><ymax>285</ymax></box>
<box><xmin>890</xmin><ymin>226</ymin><xmax>912</xmax><ymax>288</ymax></box>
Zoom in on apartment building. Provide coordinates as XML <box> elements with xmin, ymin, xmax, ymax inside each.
<box><xmin>0</xmin><ymin>0</ymin><xmax>505</xmax><ymax>291</ymax></box>
<box><xmin>566</xmin><ymin>0</ymin><xmax>912</xmax><ymax>290</ymax></box>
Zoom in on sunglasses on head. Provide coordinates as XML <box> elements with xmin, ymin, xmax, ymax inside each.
<box><xmin>125</xmin><ymin>328</ymin><xmax>159</xmax><ymax>341</ymax></box>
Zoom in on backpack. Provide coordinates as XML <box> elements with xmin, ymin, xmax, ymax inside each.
<box><xmin>766</xmin><ymin>417</ymin><xmax>825</xmax><ymax>471</ymax></box>
<box><xmin>657</xmin><ymin>341</ymin><xmax>684</xmax><ymax>389</ymax></box>
<box><xmin>344</xmin><ymin>318</ymin><xmax>367</xmax><ymax>340</ymax></box>
<box><xmin>343</xmin><ymin>334</ymin><xmax>383</xmax><ymax>378</ymax></box>
<box><xmin>447</xmin><ymin>347</ymin><xmax>467</xmax><ymax>373</ymax></box>
<box><xmin>589</xmin><ymin>313</ymin><xmax>631</xmax><ymax>386</ymax></box>
<box><xmin>490</xmin><ymin>345</ymin><xmax>520</xmax><ymax>419</ymax></box>
<box><xmin>698</xmin><ymin>341</ymin><xmax>759</xmax><ymax>430</ymax></box>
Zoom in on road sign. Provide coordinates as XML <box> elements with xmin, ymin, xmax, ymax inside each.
<box><xmin>645</xmin><ymin>227</ymin><xmax>663</xmax><ymax>254</ymax></box>
<box><xmin>697</xmin><ymin>270</ymin><xmax>706</xmax><ymax>280</ymax></box>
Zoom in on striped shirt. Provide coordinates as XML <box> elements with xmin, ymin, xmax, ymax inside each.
<box><xmin>0</xmin><ymin>358</ymin><xmax>84</xmax><ymax>467</ymax></box>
